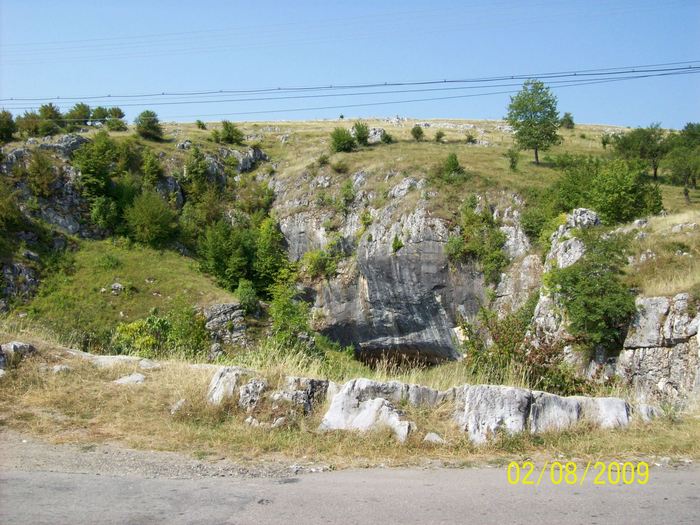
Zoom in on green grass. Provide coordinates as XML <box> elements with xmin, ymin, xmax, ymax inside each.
<box><xmin>16</xmin><ymin>238</ymin><xmax>233</xmax><ymax>349</ymax></box>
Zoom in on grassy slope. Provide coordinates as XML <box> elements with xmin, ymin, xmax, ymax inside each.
<box><xmin>21</xmin><ymin>239</ymin><xmax>234</xmax><ymax>346</ymax></box>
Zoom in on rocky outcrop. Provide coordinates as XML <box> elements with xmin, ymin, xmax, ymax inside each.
<box><xmin>201</xmin><ymin>303</ymin><xmax>248</xmax><ymax>346</ymax></box>
<box><xmin>616</xmin><ymin>293</ymin><xmax>700</xmax><ymax>403</ymax></box>
<box><xmin>2</xmin><ymin>261</ymin><xmax>39</xmax><ymax>307</ymax></box>
<box><xmin>319</xmin><ymin>378</ymin><xmax>631</xmax><ymax>444</ymax></box>
<box><xmin>206</xmin><ymin>366</ymin><xmax>251</xmax><ymax>406</ymax></box>
<box><xmin>0</xmin><ymin>341</ymin><xmax>37</xmax><ymax>370</ymax></box>
<box><xmin>528</xmin><ymin>209</ymin><xmax>601</xmax><ymax>365</ymax></box>
<box><xmin>221</xmin><ymin>147</ymin><xmax>269</xmax><ymax>173</ymax></box>
<box><xmin>38</xmin><ymin>134</ymin><xmax>89</xmax><ymax>158</ymax></box>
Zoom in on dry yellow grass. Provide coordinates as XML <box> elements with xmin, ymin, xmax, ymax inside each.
<box><xmin>1</xmin><ymin>339</ymin><xmax>698</xmax><ymax>467</ymax></box>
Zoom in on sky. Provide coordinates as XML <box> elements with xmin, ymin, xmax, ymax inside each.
<box><xmin>1</xmin><ymin>0</ymin><xmax>699</xmax><ymax>128</ymax></box>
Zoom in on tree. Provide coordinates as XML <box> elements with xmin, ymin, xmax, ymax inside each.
<box><xmin>72</xmin><ymin>130</ymin><xmax>118</xmax><ymax>201</ymax></box>
<box><xmin>65</xmin><ymin>103</ymin><xmax>91</xmax><ymax>127</ymax></box>
<box><xmin>253</xmin><ymin>216</ymin><xmax>288</xmax><ymax>294</ymax></box>
<box><xmin>0</xmin><ymin>110</ymin><xmax>16</xmax><ymax>142</ymax></box>
<box><xmin>505</xmin><ymin>79</ymin><xmax>562</xmax><ymax>164</ymax></box>
<box><xmin>330</xmin><ymin>127</ymin><xmax>355</xmax><ymax>152</ymax></box>
<box><xmin>215</xmin><ymin>120</ymin><xmax>244</xmax><ymax>145</ymax></box>
<box><xmin>27</xmin><ymin>150</ymin><xmax>56</xmax><ymax>197</ymax></box>
<box><xmin>125</xmin><ymin>190</ymin><xmax>177</xmax><ymax>246</ymax></box>
<box><xmin>141</xmin><ymin>149</ymin><xmax>164</xmax><ymax>186</ymax></box>
<box><xmin>411</xmin><ymin>125</ymin><xmax>424</xmax><ymax>141</ymax></box>
<box><xmin>612</xmin><ymin>123</ymin><xmax>669</xmax><ymax>179</ymax></box>
<box><xmin>15</xmin><ymin>111</ymin><xmax>41</xmax><ymax>137</ymax></box>
<box><xmin>183</xmin><ymin>145</ymin><xmax>211</xmax><ymax>199</ymax></box>
<box><xmin>664</xmin><ymin>145</ymin><xmax>700</xmax><ymax>190</ymax></box>
<box><xmin>38</xmin><ymin>103</ymin><xmax>63</xmax><ymax>127</ymax></box>
<box><xmin>560</xmin><ymin>112</ymin><xmax>575</xmax><ymax>129</ymax></box>
<box><xmin>108</xmin><ymin>107</ymin><xmax>125</xmax><ymax>119</ymax></box>
<box><xmin>352</xmin><ymin>121</ymin><xmax>370</xmax><ymax>146</ymax></box>
<box><xmin>91</xmin><ymin>106</ymin><xmax>109</xmax><ymax>124</ymax></box>
<box><xmin>134</xmin><ymin>110</ymin><xmax>163</xmax><ymax>140</ymax></box>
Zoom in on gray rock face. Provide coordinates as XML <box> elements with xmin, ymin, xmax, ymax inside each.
<box><xmin>529</xmin><ymin>392</ymin><xmax>629</xmax><ymax>433</ymax></box>
<box><xmin>226</xmin><ymin>147</ymin><xmax>268</xmax><ymax>173</ymax></box>
<box><xmin>2</xmin><ymin>262</ymin><xmax>39</xmax><ymax>305</ymax></box>
<box><xmin>616</xmin><ymin>294</ymin><xmax>700</xmax><ymax>402</ymax></box>
<box><xmin>155</xmin><ymin>176</ymin><xmax>184</xmax><ymax>209</ymax></box>
<box><xmin>305</xmin><ymin>205</ymin><xmax>484</xmax><ymax>363</ymax></box>
<box><xmin>271</xmin><ymin>376</ymin><xmax>331</xmax><ymax>415</ymax></box>
<box><xmin>202</xmin><ymin>303</ymin><xmax>248</xmax><ymax>346</ymax></box>
<box><xmin>38</xmin><ymin>134</ymin><xmax>89</xmax><ymax>158</ymax></box>
<box><xmin>0</xmin><ymin>148</ymin><xmax>27</xmax><ymax>174</ymax></box>
<box><xmin>238</xmin><ymin>378</ymin><xmax>268</xmax><ymax>411</ymax></box>
<box><xmin>494</xmin><ymin>254</ymin><xmax>543</xmax><ymax>317</ymax></box>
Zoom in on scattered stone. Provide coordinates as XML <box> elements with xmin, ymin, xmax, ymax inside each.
<box><xmin>51</xmin><ymin>364</ymin><xmax>72</xmax><ymax>374</ymax></box>
<box><xmin>111</xmin><ymin>283</ymin><xmax>124</xmax><ymax>295</ymax></box>
<box><xmin>113</xmin><ymin>373</ymin><xmax>145</xmax><ymax>385</ymax></box>
<box><xmin>671</xmin><ymin>222</ymin><xmax>698</xmax><ymax>233</ymax></box>
<box><xmin>170</xmin><ymin>398</ymin><xmax>186</xmax><ymax>416</ymax></box>
<box><xmin>176</xmin><ymin>140</ymin><xmax>192</xmax><ymax>150</ymax></box>
<box><xmin>272</xmin><ymin>417</ymin><xmax>287</xmax><ymax>429</ymax></box>
<box><xmin>423</xmin><ymin>432</ymin><xmax>447</xmax><ymax>444</ymax></box>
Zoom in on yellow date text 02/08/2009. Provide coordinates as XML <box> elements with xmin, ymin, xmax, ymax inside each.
<box><xmin>506</xmin><ymin>461</ymin><xmax>650</xmax><ymax>486</ymax></box>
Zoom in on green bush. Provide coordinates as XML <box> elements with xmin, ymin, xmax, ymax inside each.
<box><xmin>218</xmin><ymin>120</ymin><xmax>245</xmax><ymax>145</ymax></box>
<box><xmin>72</xmin><ymin>131</ymin><xmax>118</xmax><ymax>201</ymax></box>
<box><xmin>441</xmin><ymin>153</ymin><xmax>464</xmax><ymax>178</ymax></box>
<box><xmin>198</xmin><ymin>219</ymin><xmax>255</xmax><ymax>290</ymax></box>
<box><xmin>268</xmin><ymin>269</ymin><xmax>316</xmax><ymax>354</ymax></box>
<box><xmin>465</xmin><ymin>132</ymin><xmax>477</xmax><ymax>144</ymax></box>
<box><xmin>589</xmin><ymin>159</ymin><xmax>663</xmax><ymax>224</ymax></box>
<box><xmin>330</xmin><ymin>128</ymin><xmax>356</xmax><ymax>153</ymax></box>
<box><xmin>505</xmin><ymin>148</ymin><xmax>519</xmax><ymax>171</ymax></box>
<box><xmin>134</xmin><ymin>110</ymin><xmax>163</xmax><ymax>140</ymax></box>
<box><xmin>91</xmin><ymin>106</ymin><xmax>109</xmax><ymax>124</ymax></box>
<box><xmin>301</xmin><ymin>249</ymin><xmax>337</xmax><ymax>279</ymax></box>
<box><xmin>560</xmin><ymin>112</ymin><xmax>575</xmax><ymax>129</ymax></box>
<box><xmin>235</xmin><ymin>278</ymin><xmax>259</xmax><ymax>314</ymax></box>
<box><xmin>352</xmin><ymin>121</ymin><xmax>370</xmax><ymax>146</ymax></box>
<box><xmin>140</xmin><ymin>149</ymin><xmax>164</xmax><ymax>186</ymax></box>
<box><xmin>195</xmin><ymin>120</ymin><xmax>207</xmax><ymax>130</ymax></box>
<box><xmin>90</xmin><ymin>196</ymin><xmax>119</xmax><ymax>230</ymax></box>
<box><xmin>253</xmin><ymin>216</ymin><xmax>288</xmax><ymax>295</ymax></box>
<box><xmin>105</xmin><ymin>118</ymin><xmax>127</xmax><ymax>132</ymax></box>
<box><xmin>546</xmin><ymin>231</ymin><xmax>636</xmax><ymax>350</ymax></box>
<box><xmin>435</xmin><ymin>130</ymin><xmax>445</xmax><ymax>143</ymax></box>
<box><xmin>410</xmin><ymin>125</ymin><xmax>424</xmax><ymax>141</ymax></box>
<box><xmin>125</xmin><ymin>190</ymin><xmax>177</xmax><ymax>246</ymax></box>
<box><xmin>446</xmin><ymin>198</ymin><xmax>508</xmax><ymax>285</ymax></box>
<box><xmin>392</xmin><ymin>234</ymin><xmax>404</xmax><ymax>253</ymax></box>
<box><xmin>0</xmin><ymin>110</ymin><xmax>17</xmax><ymax>142</ymax></box>
<box><xmin>381</xmin><ymin>131</ymin><xmax>394</xmax><ymax>144</ymax></box>
<box><xmin>330</xmin><ymin>160</ymin><xmax>349</xmax><ymax>174</ymax></box>
<box><xmin>26</xmin><ymin>150</ymin><xmax>56</xmax><ymax>198</ymax></box>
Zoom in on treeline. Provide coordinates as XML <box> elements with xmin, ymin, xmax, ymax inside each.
<box><xmin>0</xmin><ymin>103</ymin><xmax>128</xmax><ymax>138</ymax></box>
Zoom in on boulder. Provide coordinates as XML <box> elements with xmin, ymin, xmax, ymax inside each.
<box><xmin>0</xmin><ymin>341</ymin><xmax>37</xmax><ymax>369</ymax></box>
<box><xmin>318</xmin><ymin>379</ymin><xmax>416</xmax><ymax>442</ymax></box>
<box><xmin>423</xmin><ymin>432</ymin><xmax>447</xmax><ymax>444</ymax></box>
<box><xmin>113</xmin><ymin>373</ymin><xmax>145</xmax><ymax>385</ymax></box>
<box><xmin>271</xmin><ymin>376</ymin><xmax>331</xmax><ymax>414</ymax></box>
<box><xmin>206</xmin><ymin>366</ymin><xmax>249</xmax><ymax>406</ymax></box>
<box><xmin>453</xmin><ymin>385</ymin><xmax>531</xmax><ymax>444</ymax></box>
<box><xmin>238</xmin><ymin>378</ymin><xmax>268</xmax><ymax>411</ymax></box>
<box><xmin>529</xmin><ymin>391</ymin><xmax>582</xmax><ymax>433</ymax></box>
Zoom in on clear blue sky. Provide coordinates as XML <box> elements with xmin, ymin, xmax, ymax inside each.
<box><xmin>1</xmin><ymin>0</ymin><xmax>698</xmax><ymax>128</ymax></box>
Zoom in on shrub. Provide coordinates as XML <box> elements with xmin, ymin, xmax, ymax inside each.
<box><xmin>140</xmin><ymin>149</ymin><xmax>164</xmax><ymax>186</ymax></box>
<box><xmin>195</xmin><ymin>120</ymin><xmax>207</xmax><ymax>130</ymax></box>
<box><xmin>589</xmin><ymin>159</ymin><xmax>663</xmax><ymax>224</ymax></box>
<box><xmin>392</xmin><ymin>234</ymin><xmax>404</xmax><ymax>253</ymax></box>
<box><xmin>410</xmin><ymin>125</ymin><xmax>424</xmax><ymax>141</ymax></box>
<box><xmin>339</xmin><ymin>179</ymin><xmax>355</xmax><ymax>213</ymax></box>
<box><xmin>38</xmin><ymin>103</ymin><xmax>64</xmax><ymax>131</ymax></box>
<box><xmin>465</xmin><ymin>132</ymin><xmax>477</xmax><ymax>144</ymax></box>
<box><xmin>601</xmin><ymin>133</ymin><xmax>612</xmax><ymax>149</ymax></box>
<box><xmin>546</xmin><ymin>231</ymin><xmax>636</xmax><ymax>350</ymax></box>
<box><xmin>198</xmin><ymin>219</ymin><xmax>255</xmax><ymax>290</ymax></box>
<box><xmin>105</xmin><ymin>118</ymin><xmax>127</xmax><ymax>132</ymax></box>
<box><xmin>253</xmin><ymin>216</ymin><xmax>288</xmax><ymax>295</ymax></box>
<box><xmin>72</xmin><ymin>131</ymin><xmax>118</xmax><ymax>201</ymax></box>
<box><xmin>352</xmin><ymin>121</ymin><xmax>370</xmax><ymax>146</ymax></box>
<box><xmin>236</xmin><ymin>278</ymin><xmax>259</xmax><ymax>314</ymax></box>
<box><xmin>15</xmin><ymin>111</ymin><xmax>41</xmax><ymax>137</ymax></box>
<box><xmin>26</xmin><ymin>150</ymin><xmax>56</xmax><ymax>198</ymax></box>
<box><xmin>134</xmin><ymin>110</ymin><xmax>163</xmax><ymax>140</ymax></box>
<box><xmin>560</xmin><ymin>112</ymin><xmax>575</xmax><ymax>129</ymax></box>
<box><xmin>360</xmin><ymin>209</ymin><xmax>373</xmax><ymax>229</ymax></box>
<box><xmin>317</xmin><ymin>153</ymin><xmax>329</xmax><ymax>166</ymax></box>
<box><xmin>381</xmin><ymin>131</ymin><xmax>394</xmax><ymax>144</ymax></box>
<box><xmin>125</xmin><ymin>190</ymin><xmax>177</xmax><ymax>246</ymax></box>
<box><xmin>268</xmin><ymin>269</ymin><xmax>317</xmax><ymax>355</ymax></box>
<box><xmin>505</xmin><ymin>148</ymin><xmax>519</xmax><ymax>171</ymax></box>
<box><xmin>446</xmin><ymin>198</ymin><xmax>508</xmax><ymax>284</ymax></box>
<box><xmin>435</xmin><ymin>130</ymin><xmax>445</xmax><ymax>143</ymax></box>
<box><xmin>0</xmin><ymin>110</ymin><xmax>17</xmax><ymax>142</ymax></box>
<box><xmin>65</xmin><ymin>103</ymin><xmax>91</xmax><ymax>128</ymax></box>
<box><xmin>90</xmin><ymin>196</ymin><xmax>120</xmax><ymax>230</ymax></box>
<box><xmin>91</xmin><ymin>106</ymin><xmax>109</xmax><ymax>124</ymax></box>
<box><xmin>330</xmin><ymin>128</ymin><xmax>356</xmax><ymax>153</ymax></box>
<box><xmin>301</xmin><ymin>249</ymin><xmax>337</xmax><ymax>279</ymax></box>
<box><xmin>330</xmin><ymin>160</ymin><xmax>349</xmax><ymax>174</ymax></box>
<box><xmin>441</xmin><ymin>153</ymin><xmax>464</xmax><ymax>177</ymax></box>
<box><xmin>218</xmin><ymin>120</ymin><xmax>245</xmax><ymax>145</ymax></box>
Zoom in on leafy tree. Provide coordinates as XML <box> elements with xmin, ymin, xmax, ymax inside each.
<box><xmin>195</xmin><ymin>119</ymin><xmax>207</xmax><ymax>130</ymax></box>
<box><xmin>108</xmin><ymin>107</ymin><xmax>125</xmax><ymax>119</ymax></box>
<box><xmin>589</xmin><ymin>159</ymin><xmax>663</xmax><ymax>224</ymax></box>
<box><xmin>253</xmin><ymin>216</ymin><xmax>288</xmax><ymax>294</ymax></box>
<box><xmin>664</xmin><ymin>145</ymin><xmax>700</xmax><ymax>190</ymax></box>
<box><xmin>72</xmin><ymin>130</ymin><xmax>118</xmax><ymax>201</ymax></box>
<box><xmin>141</xmin><ymin>149</ymin><xmax>164</xmax><ymax>186</ymax></box>
<box><xmin>134</xmin><ymin>110</ymin><xmax>163</xmax><ymax>140</ymax></box>
<box><xmin>91</xmin><ymin>106</ymin><xmax>109</xmax><ymax>124</ymax></box>
<box><xmin>435</xmin><ymin>130</ymin><xmax>445</xmax><ymax>143</ymax></box>
<box><xmin>236</xmin><ymin>278</ymin><xmax>259</xmax><ymax>314</ymax></box>
<box><xmin>330</xmin><ymin>127</ymin><xmax>355</xmax><ymax>152</ymax></box>
<box><xmin>410</xmin><ymin>125</ymin><xmax>424</xmax><ymax>141</ymax></box>
<box><xmin>65</xmin><ymin>103</ymin><xmax>91</xmax><ymax>127</ymax></box>
<box><xmin>125</xmin><ymin>190</ymin><xmax>177</xmax><ymax>246</ymax></box>
<box><xmin>612</xmin><ymin>123</ymin><xmax>669</xmax><ymax>179</ymax></box>
<box><xmin>38</xmin><ymin>103</ymin><xmax>64</xmax><ymax>129</ymax></box>
<box><xmin>198</xmin><ymin>218</ymin><xmax>256</xmax><ymax>289</ymax></box>
<box><xmin>268</xmin><ymin>268</ymin><xmax>312</xmax><ymax>351</ymax></box>
<box><xmin>27</xmin><ymin>150</ymin><xmax>56</xmax><ymax>197</ymax></box>
<box><xmin>560</xmin><ymin>112</ymin><xmax>575</xmax><ymax>129</ymax></box>
<box><xmin>0</xmin><ymin>110</ymin><xmax>16</xmax><ymax>142</ymax></box>
<box><xmin>182</xmin><ymin>145</ymin><xmax>211</xmax><ymax>200</ymax></box>
<box><xmin>505</xmin><ymin>79</ymin><xmax>562</xmax><ymax>164</ymax></box>
<box><xmin>352</xmin><ymin>121</ymin><xmax>370</xmax><ymax>146</ymax></box>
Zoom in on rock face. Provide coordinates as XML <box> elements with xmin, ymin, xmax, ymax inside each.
<box><xmin>616</xmin><ymin>293</ymin><xmax>700</xmax><ymax>403</ymax></box>
<box><xmin>295</xmin><ymin>205</ymin><xmax>485</xmax><ymax>363</ymax></box>
<box><xmin>225</xmin><ymin>147</ymin><xmax>269</xmax><ymax>173</ymax></box>
<box><xmin>38</xmin><ymin>134</ymin><xmax>89</xmax><ymax>158</ymax></box>
<box><xmin>2</xmin><ymin>262</ymin><xmax>40</xmax><ymax>306</ymax></box>
<box><xmin>201</xmin><ymin>303</ymin><xmax>248</xmax><ymax>346</ymax></box>
<box><xmin>528</xmin><ymin>209</ymin><xmax>601</xmax><ymax>365</ymax></box>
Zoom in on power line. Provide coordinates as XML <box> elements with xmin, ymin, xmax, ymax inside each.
<box><xmin>2</xmin><ymin>61</ymin><xmax>697</xmax><ymax>103</ymax></box>
<box><xmin>6</xmin><ymin>69</ymin><xmax>697</xmax><ymax>122</ymax></box>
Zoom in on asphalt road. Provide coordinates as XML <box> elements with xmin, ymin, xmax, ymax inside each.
<box><xmin>2</xmin><ymin>464</ymin><xmax>699</xmax><ymax>525</ymax></box>
<box><xmin>0</xmin><ymin>429</ymin><xmax>697</xmax><ymax>525</ymax></box>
